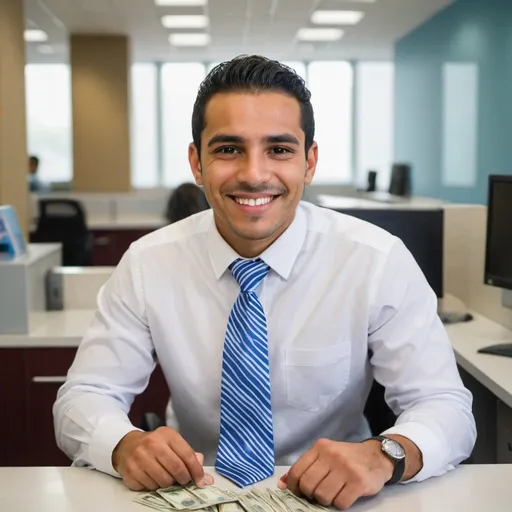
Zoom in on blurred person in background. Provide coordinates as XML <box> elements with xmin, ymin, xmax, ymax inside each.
<box><xmin>165</xmin><ymin>182</ymin><xmax>210</xmax><ymax>224</ymax></box>
<box><xmin>28</xmin><ymin>155</ymin><xmax>48</xmax><ymax>193</ymax></box>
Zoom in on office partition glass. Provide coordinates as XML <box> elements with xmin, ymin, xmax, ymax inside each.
<box><xmin>161</xmin><ymin>63</ymin><xmax>206</xmax><ymax>187</ymax></box>
<box><xmin>307</xmin><ymin>61</ymin><xmax>353</xmax><ymax>183</ymax></box>
<box><xmin>131</xmin><ymin>63</ymin><xmax>159</xmax><ymax>188</ymax></box>
<box><xmin>355</xmin><ymin>62</ymin><xmax>394</xmax><ymax>190</ymax></box>
<box><xmin>25</xmin><ymin>64</ymin><xmax>73</xmax><ymax>184</ymax></box>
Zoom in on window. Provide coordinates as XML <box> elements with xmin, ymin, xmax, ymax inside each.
<box><xmin>131</xmin><ymin>63</ymin><xmax>159</xmax><ymax>188</ymax></box>
<box><xmin>282</xmin><ymin>62</ymin><xmax>307</xmax><ymax>80</ymax></box>
<box><xmin>25</xmin><ymin>64</ymin><xmax>73</xmax><ymax>183</ymax></box>
<box><xmin>161</xmin><ymin>63</ymin><xmax>206</xmax><ymax>187</ymax></box>
<box><xmin>308</xmin><ymin>62</ymin><xmax>353</xmax><ymax>183</ymax></box>
<box><xmin>442</xmin><ymin>62</ymin><xmax>478</xmax><ymax>187</ymax></box>
<box><xmin>355</xmin><ymin>62</ymin><xmax>394</xmax><ymax>189</ymax></box>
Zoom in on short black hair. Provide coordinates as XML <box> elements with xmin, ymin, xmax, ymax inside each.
<box><xmin>192</xmin><ymin>55</ymin><xmax>315</xmax><ymax>156</ymax></box>
<box><xmin>29</xmin><ymin>155</ymin><xmax>39</xmax><ymax>166</ymax></box>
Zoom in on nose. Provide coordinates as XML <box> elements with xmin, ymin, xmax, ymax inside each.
<box><xmin>236</xmin><ymin>149</ymin><xmax>270</xmax><ymax>186</ymax></box>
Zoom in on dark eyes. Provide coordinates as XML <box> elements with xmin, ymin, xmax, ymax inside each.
<box><xmin>214</xmin><ymin>146</ymin><xmax>294</xmax><ymax>155</ymax></box>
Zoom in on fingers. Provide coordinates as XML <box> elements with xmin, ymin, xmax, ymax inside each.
<box><xmin>116</xmin><ymin>427</ymin><xmax>206</xmax><ymax>491</ymax></box>
<box><xmin>156</xmin><ymin>444</ymin><xmax>195</xmax><ymax>486</ymax></box>
<box><xmin>333</xmin><ymin>481</ymin><xmax>368</xmax><ymax>511</ymax></box>
<box><xmin>277</xmin><ymin>472</ymin><xmax>288</xmax><ymax>490</ymax></box>
<box><xmin>166</xmin><ymin>431</ymin><xmax>205</xmax><ymax>486</ymax></box>
<box><xmin>286</xmin><ymin>449</ymin><xmax>319</xmax><ymax>496</ymax></box>
<box><xmin>296</xmin><ymin>461</ymin><xmax>330</xmax><ymax>499</ymax></box>
<box><xmin>311</xmin><ymin>472</ymin><xmax>346</xmax><ymax>507</ymax></box>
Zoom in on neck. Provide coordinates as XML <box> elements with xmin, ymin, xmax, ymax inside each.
<box><xmin>215</xmin><ymin>214</ymin><xmax>295</xmax><ymax>259</ymax></box>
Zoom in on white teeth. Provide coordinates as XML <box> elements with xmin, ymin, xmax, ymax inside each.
<box><xmin>235</xmin><ymin>196</ymin><xmax>273</xmax><ymax>206</ymax></box>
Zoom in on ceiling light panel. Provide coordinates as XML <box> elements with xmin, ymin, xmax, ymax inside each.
<box><xmin>155</xmin><ymin>0</ymin><xmax>207</xmax><ymax>6</ymax></box>
<box><xmin>162</xmin><ymin>15</ymin><xmax>209</xmax><ymax>29</ymax></box>
<box><xmin>169</xmin><ymin>33</ymin><xmax>211</xmax><ymax>46</ymax></box>
<box><xmin>296</xmin><ymin>28</ymin><xmax>344</xmax><ymax>41</ymax></box>
<box><xmin>312</xmin><ymin>10</ymin><xmax>365</xmax><ymax>25</ymax></box>
<box><xmin>24</xmin><ymin>30</ymin><xmax>48</xmax><ymax>42</ymax></box>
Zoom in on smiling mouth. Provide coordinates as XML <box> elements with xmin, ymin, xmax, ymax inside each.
<box><xmin>228</xmin><ymin>195</ymin><xmax>280</xmax><ymax>207</ymax></box>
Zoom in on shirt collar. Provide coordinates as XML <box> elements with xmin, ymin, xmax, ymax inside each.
<box><xmin>207</xmin><ymin>204</ymin><xmax>307</xmax><ymax>281</ymax></box>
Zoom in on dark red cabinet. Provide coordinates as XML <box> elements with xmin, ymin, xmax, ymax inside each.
<box><xmin>91</xmin><ymin>229</ymin><xmax>155</xmax><ymax>266</ymax></box>
<box><xmin>0</xmin><ymin>348</ymin><xmax>169</xmax><ymax>467</ymax></box>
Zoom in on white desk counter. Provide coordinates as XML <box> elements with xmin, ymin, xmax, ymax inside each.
<box><xmin>446</xmin><ymin>312</ymin><xmax>512</xmax><ymax>409</ymax></box>
<box><xmin>1</xmin><ymin>310</ymin><xmax>512</xmax><ymax>409</ymax></box>
<box><xmin>0</xmin><ymin>309</ymin><xmax>94</xmax><ymax>348</ymax></box>
<box><xmin>87</xmin><ymin>214</ymin><xmax>166</xmax><ymax>230</ymax></box>
<box><xmin>0</xmin><ymin>466</ymin><xmax>510</xmax><ymax>512</ymax></box>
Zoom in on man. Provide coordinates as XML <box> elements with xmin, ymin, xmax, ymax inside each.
<box><xmin>54</xmin><ymin>55</ymin><xmax>476</xmax><ymax>510</ymax></box>
<box><xmin>28</xmin><ymin>155</ymin><xmax>45</xmax><ymax>192</ymax></box>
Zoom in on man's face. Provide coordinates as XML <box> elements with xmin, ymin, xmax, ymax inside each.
<box><xmin>29</xmin><ymin>160</ymin><xmax>38</xmax><ymax>175</ymax></box>
<box><xmin>189</xmin><ymin>91</ymin><xmax>318</xmax><ymax>255</ymax></box>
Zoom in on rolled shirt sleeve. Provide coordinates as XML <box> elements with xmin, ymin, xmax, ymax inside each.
<box><xmin>53</xmin><ymin>246</ymin><xmax>154</xmax><ymax>476</ymax></box>
<box><xmin>368</xmin><ymin>239</ymin><xmax>476</xmax><ymax>482</ymax></box>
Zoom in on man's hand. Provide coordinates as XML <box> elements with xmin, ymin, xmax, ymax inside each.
<box><xmin>277</xmin><ymin>438</ymin><xmax>394</xmax><ymax>510</ymax></box>
<box><xmin>112</xmin><ymin>427</ymin><xmax>214</xmax><ymax>491</ymax></box>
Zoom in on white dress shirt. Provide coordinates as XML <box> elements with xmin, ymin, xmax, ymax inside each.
<box><xmin>54</xmin><ymin>202</ymin><xmax>476</xmax><ymax>482</ymax></box>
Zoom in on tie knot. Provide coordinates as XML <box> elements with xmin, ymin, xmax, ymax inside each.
<box><xmin>230</xmin><ymin>258</ymin><xmax>270</xmax><ymax>293</ymax></box>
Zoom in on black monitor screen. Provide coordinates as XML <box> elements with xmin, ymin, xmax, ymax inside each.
<box><xmin>485</xmin><ymin>176</ymin><xmax>512</xmax><ymax>290</ymax></box>
<box><xmin>337</xmin><ymin>208</ymin><xmax>444</xmax><ymax>298</ymax></box>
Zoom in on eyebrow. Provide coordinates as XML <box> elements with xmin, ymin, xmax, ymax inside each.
<box><xmin>207</xmin><ymin>133</ymin><xmax>300</xmax><ymax>148</ymax></box>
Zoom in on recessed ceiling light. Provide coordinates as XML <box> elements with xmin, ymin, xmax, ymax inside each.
<box><xmin>162</xmin><ymin>15</ymin><xmax>208</xmax><ymax>29</ymax></box>
<box><xmin>296</xmin><ymin>28</ymin><xmax>344</xmax><ymax>42</ymax></box>
<box><xmin>312</xmin><ymin>10</ymin><xmax>365</xmax><ymax>25</ymax></box>
<box><xmin>24</xmin><ymin>30</ymin><xmax>48</xmax><ymax>42</ymax></box>
<box><xmin>169</xmin><ymin>33</ymin><xmax>211</xmax><ymax>46</ymax></box>
<box><xmin>38</xmin><ymin>45</ymin><xmax>55</xmax><ymax>54</ymax></box>
<box><xmin>155</xmin><ymin>0</ymin><xmax>207</xmax><ymax>5</ymax></box>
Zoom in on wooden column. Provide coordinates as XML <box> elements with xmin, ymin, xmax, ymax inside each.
<box><xmin>71</xmin><ymin>35</ymin><xmax>131</xmax><ymax>192</ymax></box>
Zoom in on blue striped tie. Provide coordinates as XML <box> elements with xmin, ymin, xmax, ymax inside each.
<box><xmin>215</xmin><ymin>258</ymin><xmax>275</xmax><ymax>487</ymax></box>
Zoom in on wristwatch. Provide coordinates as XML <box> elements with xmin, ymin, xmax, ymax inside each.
<box><xmin>368</xmin><ymin>435</ymin><xmax>406</xmax><ymax>485</ymax></box>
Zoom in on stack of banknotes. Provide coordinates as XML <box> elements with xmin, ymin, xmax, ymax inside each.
<box><xmin>134</xmin><ymin>482</ymin><xmax>328</xmax><ymax>512</ymax></box>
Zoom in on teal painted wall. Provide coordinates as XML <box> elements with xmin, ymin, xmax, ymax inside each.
<box><xmin>394</xmin><ymin>0</ymin><xmax>512</xmax><ymax>203</ymax></box>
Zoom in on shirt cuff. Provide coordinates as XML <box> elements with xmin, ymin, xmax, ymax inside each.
<box><xmin>382</xmin><ymin>421</ymin><xmax>454</xmax><ymax>483</ymax></box>
<box><xmin>89</xmin><ymin>418</ymin><xmax>142</xmax><ymax>478</ymax></box>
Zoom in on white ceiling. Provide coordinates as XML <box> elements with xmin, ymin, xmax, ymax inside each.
<box><xmin>24</xmin><ymin>0</ymin><xmax>455</xmax><ymax>64</ymax></box>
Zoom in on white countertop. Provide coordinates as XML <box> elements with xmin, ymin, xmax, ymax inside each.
<box><xmin>0</xmin><ymin>465</ymin><xmax>510</xmax><ymax>511</ymax></box>
<box><xmin>317</xmin><ymin>194</ymin><xmax>446</xmax><ymax>210</ymax></box>
<box><xmin>0</xmin><ymin>243</ymin><xmax>61</xmax><ymax>266</ymax></box>
<box><xmin>0</xmin><ymin>310</ymin><xmax>95</xmax><ymax>347</ymax></box>
<box><xmin>446</xmin><ymin>312</ymin><xmax>512</xmax><ymax>409</ymax></box>
<box><xmin>1</xmin><ymin>310</ymin><xmax>512</xmax><ymax>411</ymax></box>
<box><xmin>87</xmin><ymin>214</ymin><xmax>166</xmax><ymax>230</ymax></box>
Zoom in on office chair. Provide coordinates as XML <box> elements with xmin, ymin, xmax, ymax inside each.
<box><xmin>366</xmin><ymin>170</ymin><xmax>378</xmax><ymax>192</ymax></box>
<box><xmin>389</xmin><ymin>163</ymin><xmax>412</xmax><ymax>197</ymax></box>
<box><xmin>32</xmin><ymin>199</ymin><xmax>94</xmax><ymax>266</ymax></box>
<box><xmin>364</xmin><ymin>380</ymin><xmax>397</xmax><ymax>435</ymax></box>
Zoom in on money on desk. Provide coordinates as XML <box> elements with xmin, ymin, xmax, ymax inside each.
<box><xmin>134</xmin><ymin>483</ymin><xmax>328</xmax><ymax>512</ymax></box>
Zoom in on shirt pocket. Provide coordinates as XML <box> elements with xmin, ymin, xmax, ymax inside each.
<box><xmin>285</xmin><ymin>343</ymin><xmax>351</xmax><ymax>412</ymax></box>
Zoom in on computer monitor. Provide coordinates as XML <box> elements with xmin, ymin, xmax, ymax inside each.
<box><xmin>338</xmin><ymin>208</ymin><xmax>444</xmax><ymax>298</ymax></box>
<box><xmin>484</xmin><ymin>175</ymin><xmax>512</xmax><ymax>291</ymax></box>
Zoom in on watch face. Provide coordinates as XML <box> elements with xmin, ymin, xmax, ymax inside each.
<box><xmin>382</xmin><ymin>439</ymin><xmax>405</xmax><ymax>460</ymax></box>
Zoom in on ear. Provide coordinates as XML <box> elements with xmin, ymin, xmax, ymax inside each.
<box><xmin>304</xmin><ymin>141</ymin><xmax>318</xmax><ymax>185</ymax></box>
<box><xmin>189</xmin><ymin>143</ymin><xmax>203</xmax><ymax>186</ymax></box>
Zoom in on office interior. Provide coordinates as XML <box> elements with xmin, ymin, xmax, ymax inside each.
<box><xmin>1</xmin><ymin>0</ymin><xmax>512</xmax><ymax>503</ymax></box>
